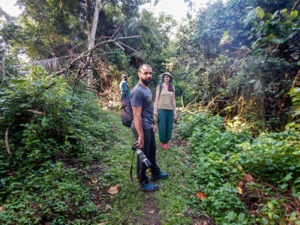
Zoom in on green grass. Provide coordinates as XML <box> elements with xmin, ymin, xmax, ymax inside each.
<box><xmin>99</xmin><ymin>112</ymin><xmax>195</xmax><ymax>225</ymax></box>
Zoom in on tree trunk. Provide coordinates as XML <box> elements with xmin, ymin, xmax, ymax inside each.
<box><xmin>88</xmin><ymin>0</ymin><xmax>102</xmax><ymax>87</ymax></box>
<box><xmin>2</xmin><ymin>51</ymin><xmax>5</xmax><ymax>82</ymax></box>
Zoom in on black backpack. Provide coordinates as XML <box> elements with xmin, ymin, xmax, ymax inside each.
<box><xmin>121</xmin><ymin>86</ymin><xmax>161</xmax><ymax>128</ymax></box>
<box><xmin>121</xmin><ymin>96</ymin><xmax>133</xmax><ymax>127</ymax></box>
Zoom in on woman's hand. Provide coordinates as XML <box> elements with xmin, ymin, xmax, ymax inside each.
<box><xmin>154</xmin><ymin>109</ymin><xmax>158</xmax><ymax>117</ymax></box>
<box><xmin>174</xmin><ymin>112</ymin><xmax>177</xmax><ymax>120</ymax></box>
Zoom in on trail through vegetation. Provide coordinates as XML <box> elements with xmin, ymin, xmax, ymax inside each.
<box><xmin>1</xmin><ymin>0</ymin><xmax>300</xmax><ymax>224</ymax></box>
<box><xmin>99</xmin><ymin>111</ymin><xmax>300</xmax><ymax>225</ymax></box>
<box><xmin>0</xmin><ymin>69</ymin><xmax>298</xmax><ymax>224</ymax></box>
<box><xmin>100</xmin><ymin>111</ymin><xmax>194</xmax><ymax>225</ymax></box>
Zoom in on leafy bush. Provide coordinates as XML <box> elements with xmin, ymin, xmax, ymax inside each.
<box><xmin>177</xmin><ymin>112</ymin><xmax>252</xmax><ymax>223</ymax></box>
<box><xmin>176</xmin><ymin>111</ymin><xmax>225</xmax><ymax>140</ymax></box>
<box><xmin>189</xmin><ymin>125</ymin><xmax>251</xmax><ymax>155</ymax></box>
<box><xmin>235</xmin><ymin>130</ymin><xmax>300</xmax><ymax>189</ymax></box>
<box><xmin>0</xmin><ymin>67</ymin><xmax>116</xmax><ymax>224</ymax></box>
<box><xmin>177</xmin><ymin>111</ymin><xmax>299</xmax><ymax>223</ymax></box>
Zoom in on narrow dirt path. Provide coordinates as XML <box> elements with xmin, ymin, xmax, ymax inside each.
<box><xmin>98</xmin><ymin>112</ymin><xmax>195</xmax><ymax>224</ymax></box>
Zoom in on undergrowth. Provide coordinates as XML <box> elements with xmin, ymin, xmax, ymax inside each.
<box><xmin>1</xmin><ymin>67</ymin><xmax>299</xmax><ymax>225</ymax></box>
<box><xmin>0</xmin><ymin>67</ymin><xmax>116</xmax><ymax>224</ymax></box>
<box><xmin>176</xmin><ymin>110</ymin><xmax>300</xmax><ymax>225</ymax></box>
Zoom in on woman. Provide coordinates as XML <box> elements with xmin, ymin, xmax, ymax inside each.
<box><xmin>154</xmin><ymin>72</ymin><xmax>177</xmax><ymax>149</ymax></box>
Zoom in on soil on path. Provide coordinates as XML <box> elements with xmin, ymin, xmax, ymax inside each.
<box><xmin>131</xmin><ymin>192</ymin><xmax>162</xmax><ymax>225</ymax></box>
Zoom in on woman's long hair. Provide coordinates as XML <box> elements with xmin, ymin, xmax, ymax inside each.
<box><xmin>162</xmin><ymin>74</ymin><xmax>174</xmax><ymax>92</ymax></box>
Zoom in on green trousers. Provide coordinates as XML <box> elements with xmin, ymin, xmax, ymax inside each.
<box><xmin>157</xmin><ymin>109</ymin><xmax>174</xmax><ymax>143</ymax></box>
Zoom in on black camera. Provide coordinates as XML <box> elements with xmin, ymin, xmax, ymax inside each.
<box><xmin>131</xmin><ymin>144</ymin><xmax>151</xmax><ymax>167</ymax></box>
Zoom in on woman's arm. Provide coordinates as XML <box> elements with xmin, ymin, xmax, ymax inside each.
<box><xmin>172</xmin><ymin>88</ymin><xmax>177</xmax><ymax>120</ymax></box>
<box><xmin>154</xmin><ymin>87</ymin><xmax>160</xmax><ymax>117</ymax></box>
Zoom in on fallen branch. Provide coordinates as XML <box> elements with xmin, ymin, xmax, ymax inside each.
<box><xmin>5</xmin><ymin>127</ymin><xmax>12</xmax><ymax>155</ymax></box>
<box><xmin>26</xmin><ymin>109</ymin><xmax>44</xmax><ymax>115</ymax></box>
<box><xmin>118</xmin><ymin>41</ymin><xmax>142</xmax><ymax>55</ymax></box>
<box><xmin>54</xmin><ymin>35</ymin><xmax>141</xmax><ymax>77</ymax></box>
<box><xmin>34</xmin><ymin>34</ymin><xmax>141</xmax><ymax>96</ymax></box>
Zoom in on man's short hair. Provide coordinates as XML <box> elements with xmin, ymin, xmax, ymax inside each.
<box><xmin>138</xmin><ymin>64</ymin><xmax>151</xmax><ymax>72</ymax></box>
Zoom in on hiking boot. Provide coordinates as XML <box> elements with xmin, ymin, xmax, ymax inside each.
<box><xmin>151</xmin><ymin>172</ymin><xmax>168</xmax><ymax>181</ymax></box>
<box><xmin>139</xmin><ymin>182</ymin><xmax>159</xmax><ymax>192</ymax></box>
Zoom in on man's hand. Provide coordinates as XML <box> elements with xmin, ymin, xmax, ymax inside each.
<box><xmin>153</xmin><ymin>123</ymin><xmax>157</xmax><ymax>133</ymax></box>
<box><xmin>136</xmin><ymin>136</ymin><xmax>144</xmax><ymax>149</ymax></box>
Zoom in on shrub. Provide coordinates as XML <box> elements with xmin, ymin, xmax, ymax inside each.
<box><xmin>176</xmin><ymin>111</ymin><xmax>225</xmax><ymax>140</ymax></box>
<box><xmin>235</xmin><ymin>130</ymin><xmax>300</xmax><ymax>189</ymax></box>
<box><xmin>0</xmin><ymin>67</ymin><xmax>115</xmax><ymax>224</ymax></box>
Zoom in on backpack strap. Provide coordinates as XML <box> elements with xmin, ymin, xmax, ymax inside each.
<box><xmin>158</xmin><ymin>84</ymin><xmax>162</xmax><ymax>99</ymax></box>
<box><xmin>129</xmin><ymin>150</ymin><xmax>135</xmax><ymax>183</ymax></box>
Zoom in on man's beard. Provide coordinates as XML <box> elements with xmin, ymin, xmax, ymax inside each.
<box><xmin>141</xmin><ymin>77</ymin><xmax>151</xmax><ymax>85</ymax></box>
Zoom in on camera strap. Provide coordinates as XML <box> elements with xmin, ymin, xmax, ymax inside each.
<box><xmin>129</xmin><ymin>151</ymin><xmax>135</xmax><ymax>183</ymax></box>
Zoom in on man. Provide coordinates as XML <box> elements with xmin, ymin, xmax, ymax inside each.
<box><xmin>119</xmin><ymin>74</ymin><xmax>130</xmax><ymax>100</ymax></box>
<box><xmin>130</xmin><ymin>64</ymin><xmax>168</xmax><ymax>192</ymax></box>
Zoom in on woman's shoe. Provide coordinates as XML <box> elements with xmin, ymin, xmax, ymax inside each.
<box><xmin>164</xmin><ymin>143</ymin><xmax>170</xmax><ymax>149</ymax></box>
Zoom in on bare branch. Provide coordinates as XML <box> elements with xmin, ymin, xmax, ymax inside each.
<box><xmin>5</xmin><ymin>127</ymin><xmax>12</xmax><ymax>155</ymax></box>
<box><xmin>111</xmin><ymin>27</ymin><xmax>120</xmax><ymax>38</ymax></box>
<box><xmin>291</xmin><ymin>69</ymin><xmax>300</xmax><ymax>89</ymax></box>
<box><xmin>292</xmin><ymin>0</ymin><xmax>299</xmax><ymax>11</ymax></box>
<box><xmin>114</xmin><ymin>42</ymin><xmax>125</xmax><ymax>51</ymax></box>
<box><xmin>26</xmin><ymin>109</ymin><xmax>44</xmax><ymax>115</ymax></box>
<box><xmin>118</xmin><ymin>41</ymin><xmax>142</xmax><ymax>55</ymax></box>
<box><xmin>54</xmin><ymin>35</ymin><xmax>141</xmax><ymax>76</ymax></box>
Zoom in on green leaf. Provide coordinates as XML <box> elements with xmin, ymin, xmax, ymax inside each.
<box><xmin>256</xmin><ymin>7</ymin><xmax>265</xmax><ymax>19</ymax></box>
<box><xmin>267</xmin><ymin>201</ymin><xmax>274</xmax><ymax>210</ymax></box>
<box><xmin>226</xmin><ymin>211</ymin><xmax>237</xmax><ymax>221</ymax></box>
<box><xmin>290</xmin><ymin>10</ymin><xmax>298</xmax><ymax>20</ymax></box>
<box><xmin>280</xmin><ymin>8</ymin><xmax>288</xmax><ymax>17</ymax></box>
<box><xmin>41</xmin><ymin>117</ymin><xmax>49</xmax><ymax>127</ymax></box>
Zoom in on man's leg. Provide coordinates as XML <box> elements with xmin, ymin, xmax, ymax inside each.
<box><xmin>146</xmin><ymin>129</ymin><xmax>161</xmax><ymax>177</ymax></box>
<box><xmin>131</xmin><ymin>124</ymin><xmax>149</xmax><ymax>184</ymax></box>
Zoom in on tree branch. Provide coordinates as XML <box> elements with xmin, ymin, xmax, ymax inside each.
<box><xmin>292</xmin><ymin>0</ymin><xmax>299</xmax><ymax>11</ymax></box>
<box><xmin>5</xmin><ymin>127</ymin><xmax>12</xmax><ymax>155</ymax></box>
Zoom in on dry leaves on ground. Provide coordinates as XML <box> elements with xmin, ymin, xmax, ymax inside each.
<box><xmin>244</xmin><ymin>173</ymin><xmax>254</xmax><ymax>183</ymax></box>
<box><xmin>196</xmin><ymin>192</ymin><xmax>207</xmax><ymax>200</ymax></box>
<box><xmin>236</xmin><ymin>186</ymin><xmax>243</xmax><ymax>194</ymax></box>
<box><xmin>107</xmin><ymin>185</ymin><xmax>120</xmax><ymax>195</ymax></box>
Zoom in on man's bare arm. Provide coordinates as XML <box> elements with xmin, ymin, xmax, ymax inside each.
<box><xmin>132</xmin><ymin>106</ymin><xmax>144</xmax><ymax>148</ymax></box>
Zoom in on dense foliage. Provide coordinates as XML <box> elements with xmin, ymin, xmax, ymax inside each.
<box><xmin>1</xmin><ymin>0</ymin><xmax>299</xmax><ymax>224</ymax></box>
<box><xmin>176</xmin><ymin>111</ymin><xmax>299</xmax><ymax>224</ymax></box>
<box><xmin>0</xmin><ymin>67</ymin><xmax>116</xmax><ymax>224</ymax></box>
<box><xmin>173</xmin><ymin>0</ymin><xmax>299</xmax><ymax>130</ymax></box>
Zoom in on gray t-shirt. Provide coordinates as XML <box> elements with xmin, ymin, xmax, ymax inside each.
<box><xmin>130</xmin><ymin>83</ymin><xmax>154</xmax><ymax>129</ymax></box>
